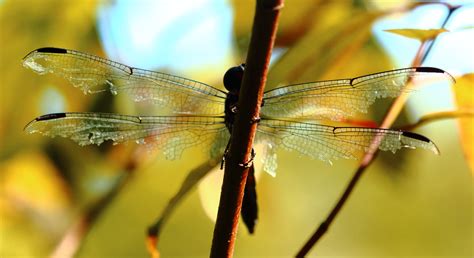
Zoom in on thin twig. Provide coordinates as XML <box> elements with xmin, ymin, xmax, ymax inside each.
<box><xmin>419</xmin><ymin>4</ymin><xmax>460</xmax><ymax>64</ymax></box>
<box><xmin>50</xmin><ymin>148</ymin><xmax>139</xmax><ymax>258</ymax></box>
<box><xmin>146</xmin><ymin>157</ymin><xmax>221</xmax><ymax>258</ymax></box>
<box><xmin>210</xmin><ymin>0</ymin><xmax>283</xmax><ymax>257</ymax></box>
<box><xmin>295</xmin><ymin>4</ymin><xmax>459</xmax><ymax>257</ymax></box>
<box><xmin>398</xmin><ymin>110</ymin><xmax>474</xmax><ymax>131</ymax></box>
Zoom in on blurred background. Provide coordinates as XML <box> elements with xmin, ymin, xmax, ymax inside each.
<box><xmin>0</xmin><ymin>0</ymin><xmax>472</xmax><ymax>257</ymax></box>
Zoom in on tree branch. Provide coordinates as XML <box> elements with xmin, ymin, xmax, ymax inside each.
<box><xmin>295</xmin><ymin>4</ymin><xmax>458</xmax><ymax>257</ymax></box>
<box><xmin>210</xmin><ymin>0</ymin><xmax>283</xmax><ymax>257</ymax></box>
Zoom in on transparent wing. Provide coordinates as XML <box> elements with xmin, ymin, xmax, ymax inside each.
<box><xmin>25</xmin><ymin>112</ymin><xmax>228</xmax><ymax>160</ymax></box>
<box><xmin>256</xmin><ymin>119</ymin><xmax>439</xmax><ymax>167</ymax></box>
<box><xmin>262</xmin><ymin>67</ymin><xmax>455</xmax><ymax>120</ymax></box>
<box><xmin>23</xmin><ymin>47</ymin><xmax>227</xmax><ymax>115</ymax></box>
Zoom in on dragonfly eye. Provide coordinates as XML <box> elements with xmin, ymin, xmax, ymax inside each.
<box><xmin>223</xmin><ymin>64</ymin><xmax>245</xmax><ymax>93</ymax></box>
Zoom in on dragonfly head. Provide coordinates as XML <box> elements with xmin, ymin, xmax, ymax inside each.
<box><xmin>223</xmin><ymin>63</ymin><xmax>245</xmax><ymax>94</ymax></box>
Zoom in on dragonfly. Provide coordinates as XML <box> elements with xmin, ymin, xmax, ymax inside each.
<box><xmin>23</xmin><ymin>47</ymin><xmax>454</xmax><ymax>233</ymax></box>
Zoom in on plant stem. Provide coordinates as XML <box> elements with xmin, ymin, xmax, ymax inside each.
<box><xmin>50</xmin><ymin>150</ymin><xmax>138</xmax><ymax>258</ymax></box>
<box><xmin>399</xmin><ymin>110</ymin><xmax>474</xmax><ymax>131</ymax></box>
<box><xmin>146</xmin><ymin>157</ymin><xmax>221</xmax><ymax>258</ymax></box>
<box><xmin>295</xmin><ymin>164</ymin><xmax>368</xmax><ymax>258</ymax></box>
<box><xmin>210</xmin><ymin>0</ymin><xmax>283</xmax><ymax>257</ymax></box>
<box><xmin>295</xmin><ymin>4</ymin><xmax>458</xmax><ymax>257</ymax></box>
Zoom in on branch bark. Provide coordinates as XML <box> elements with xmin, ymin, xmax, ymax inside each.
<box><xmin>210</xmin><ymin>0</ymin><xmax>283</xmax><ymax>257</ymax></box>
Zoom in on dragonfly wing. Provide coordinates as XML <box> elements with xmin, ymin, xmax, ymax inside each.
<box><xmin>23</xmin><ymin>48</ymin><xmax>227</xmax><ymax>115</ymax></box>
<box><xmin>25</xmin><ymin>112</ymin><xmax>228</xmax><ymax>160</ymax></box>
<box><xmin>262</xmin><ymin>67</ymin><xmax>455</xmax><ymax>120</ymax></box>
<box><xmin>257</xmin><ymin>119</ymin><xmax>439</xmax><ymax>164</ymax></box>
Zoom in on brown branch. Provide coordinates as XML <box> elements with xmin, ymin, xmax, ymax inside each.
<box><xmin>295</xmin><ymin>4</ymin><xmax>458</xmax><ymax>257</ymax></box>
<box><xmin>210</xmin><ymin>0</ymin><xmax>283</xmax><ymax>257</ymax></box>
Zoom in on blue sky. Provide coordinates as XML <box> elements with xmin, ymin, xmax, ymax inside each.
<box><xmin>96</xmin><ymin>1</ymin><xmax>473</xmax><ymax>74</ymax></box>
<box><xmin>97</xmin><ymin>0</ymin><xmax>234</xmax><ymax>71</ymax></box>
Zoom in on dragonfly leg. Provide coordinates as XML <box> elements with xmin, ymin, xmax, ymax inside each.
<box><xmin>220</xmin><ymin>139</ymin><xmax>232</xmax><ymax>170</ymax></box>
<box><xmin>239</xmin><ymin>148</ymin><xmax>256</xmax><ymax>168</ymax></box>
<box><xmin>220</xmin><ymin>157</ymin><xmax>225</xmax><ymax>170</ymax></box>
<box><xmin>250</xmin><ymin>116</ymin><xmax>261</xmax><ymax>124</ymax></box>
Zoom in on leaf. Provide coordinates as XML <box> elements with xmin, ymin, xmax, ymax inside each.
<box><xmin>1</xmin><ymin>151</ymin><xmax>71</xmax><ymax>215</ymax></box>
<box><xmin>146</xmin><ymin>156</ymin><xmax>220</xmax><ymax>257</ymax></box>
<box><xmin>452</xmin><ymin>73</ymin><xmax>474</xmax><ymax>174</ymax></box>
<box><xmin>384</xmin><ymin>28</ymin><xmax>449</xmax><ymax>42</ymax></box>
<box><xmin>0</xmin><ymin>150</ymin><xmax>72</xmax><ymax>256</ymax></box>
<box><xmin>266</xmin><ymin>10</ymin><xmax>390</xmax><ymax>88</ymax></box>
<box><xmin>232</xmin><ymin>0</ymin><xmax>342</xmax><ymax>49</ymax></box>
<box><xmin>266</xmin><ymin>2</ymin><xmax>428</xmax><ymax>87</ymax></box>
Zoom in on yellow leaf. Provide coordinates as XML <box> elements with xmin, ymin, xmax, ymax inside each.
<box><xmin>384</xmin><ymin>28</ymin><xmax>449</xmax><ymax>41</ymax></box>
<box><xmin>231</xmin><ymin>0</ymin><xmax>340</xmax><ymax>50</ymax></box>
<box><xmin>1</xmin><ymin>151</ymin><xmax>71</xmax><ymax>215</ymax></box>
<box><xmin>453</xmin><ymin>73</ymin><xmax>474</xmax><ymax>174</ymax></box>
<box><xmin>267</xmin><ymin>10</ymin><xmax>389</xmax><ymax>87</ymax></box>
